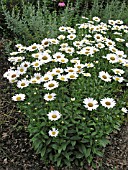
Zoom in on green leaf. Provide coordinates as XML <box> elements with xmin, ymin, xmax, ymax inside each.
<box><xmin>62</xmin><ymin>143</ymin><xmax>67</xmax><ymax>151</ymax></box>
<box><xmin>76</xmin><ymin>152</ymin><xmax>84</xmax><ymax>158</ymax></box>
<box><xmin>41</xmin><ymin>147</ymin><xmax>46</xmax><ymax>157</ymax></box>
<box><xmin>71</xmin><ymin>141</ymin><xmax>76</xmax><ymax>146</ymax></box>
<box><xmin>99</xmin><ymin>138</ymin><xmax>110</xmax><ymax>147</ymax></box>
<box><xmin>95</xmin><ymin>150</ymin><xmax>103</xmax><ymax>157</ymax></box>
<box><xmin>57</xmin><ymin>157</ymin><xmax>61</xmax><ymax>167</ymax></box>
<box><xmin>64</xmin><ymin>159</ymin><xmax>71</xmax><ymax>166</ymax></box>
<box><xmin>51</xmin><ymin>144</ymin><xmax>58</xmax><ymax>150</ymax></box>
<box><xmin>70</xmin><ymin>136</ymin><xmax>81</xmax><ymax>140</ymax></box>
<box><xmin>86</xmin><ymin>148</ymin><xmax>91</xmax><ymax>157</ymax></box>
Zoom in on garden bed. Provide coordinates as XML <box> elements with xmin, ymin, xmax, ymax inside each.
<box><xmin>0</xmin><ymin>47</ymin><xmax>128</xmax><ymax>170</ymax></box>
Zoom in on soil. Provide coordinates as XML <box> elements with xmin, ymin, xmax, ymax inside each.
<box><xmin>0</xmin><ymin>40</ymin><xmax>128</xmax><ymax>170</ymax></box>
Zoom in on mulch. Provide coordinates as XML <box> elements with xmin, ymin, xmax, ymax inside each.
<box><xmin>0</xmin><ymin>40</ymin><xmax>128</xmax><ymax>170</ymax></box>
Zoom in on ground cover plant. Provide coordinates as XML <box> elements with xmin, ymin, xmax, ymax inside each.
<box><xmin>3</xmin><ymin>16</ymin><xmax>128</xmax><ymax>169</ymax></box>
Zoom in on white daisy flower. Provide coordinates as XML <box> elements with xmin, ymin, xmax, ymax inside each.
<box><xmin>65</xmin><ymin>67</ymin><xmax>78</xmax><ymax>73</ymax></box>
<box><xmin>100</xmin><ymin>98</ymin><xmax>116</xmax><ymax>109</ymax></box>
<box><xmin>115</xmin><ymin>20</ymin><xmax>123</xmax><ymax>25</ymax></box>
<box><xmin>31</xmin><ymin>60</ymin><xmax>42</xmax><ymax>68</ymax></box>
<box><xmin>95</xmin><ymin>43</ymin><xmax>105</xmax><ymax>49</ymax></box>
<box><xmin>92</xmin><ymin>16</ymin><xmax>100</xmax><ymax>22</ymax></box>
<box><xmin>111</xmin><ymin>68</ymin><xmax>124</xmax><ymax>76</ymax></box>
<box><xmin>66</xmin><ymin>72</ymin><xmax>78</xmax><ymax>79</ymax></box>
<box><xmin>5</xmin><ymin>70</ymin><xmax>20</xmax><ymax>80</ymax></box>
<box><xmin>85</xmin><ymin>63</ymin><xmax>94</xmax><ymax>68</ymax></box>
<box><xmin>44</xmin><ymin>80</ymin><xmax>59</xmax><ymax>90</ymax></box>
<box><xmin>48</xmin><ymin>128</ymin><xmax>59</xmax><ymax>137</ymax></box>
<box><xmin>32</xmin><ymin>53</ymin><xmax>40</xmax><ymax>59</ymax></box>
<box><xmin>109</xmin><ymin>46</ymin><xmax>118</xmax><ymax>53</ymax></box>
<box><xmin>30</xmin><ymin>77</ymin><xmax>41</xmax><ymax>84</ymax></box>
<box><xmin>27</xmin><ymin>43</ymin><xmax>38</xmax><ymax>51</ymax></box>
<box><xmin>57</xmin><ymin>74</ymin><xmax>68</xmax><ymax>81</ymax></box>
<box><xmin>33</xmin><ymin>73</ymin><xmax>42</xmax><ymax>82</ymax></box>
<box><xmin>13</xmin><ymin>56</ymin><xmax>25</xmax><ymax>63</ymax></box>
<box><xmin>15</xmin><ymin>44</ymin><xmax>23</xmax><ymax>48</ymax></box>
<box><xmin>18</xmin><ymin>46</ymin><xmax>26</xmax><ymax>52</ymax></box>
<box><xmin>70</xmin><ymin>58</ymin><xmax>80</xmax><ymax>64</ymax></box>
<box><xmin>12</xmin><ymin>94</ymin><xmax>25</xmax><ymax>101</ymax></box>
<box><xmin>47</xmin><ymin>110</ymin><xmax>61</xmax><ymax>121</ymax></box>
<box><xmin>83</xmin><ymin>98</ymin><xmax>99</xmax><ymax>111</ymax></box>
<box><xmin>41</xmin><ymin>38</ymin><xmax>50</xmax><ymax>47</ymax></box>
<box><xmin>106</xmin><ymin>53</ymin><xmax>119</xmax><ymax>63</ymax></box>
<box><xmin>20</xmin><ymin>61</ymin><xmax>31</xmax><ymax>68</ymax></box>
<box><xmin>105</xmin><ymin>39</ymin><xmax>115</xmax><ymax>47</ymax></box>
<box><xmin>53</xmin><ymin>52</ymin><xmax>65</xmax><ymax>60</ymax></box>
<box><xmin>44</xmin><ymin>93</ymin><xmax>56</xmax><ymax>101</ymax></box>
<box><xmin>59</xmin><ymin>26</ymin><xmax>67</xmax><ymax>32</ymax></box>
<box><xmin>67</xmin><ymin>28</ymin><xmax>76</xmax><ymax>34</ymax></box>
<box><xmin>94</xmin><ymin>34</ymin><xmax>104</xmax><ymax>42</ymax></box>
<box><xmin>57</xmin><ymin>57</ymin><xmax>69</xmax><ymax>63</ymax></box>
<box><xmin>50</xmin><ymin>38</ymin><xmax>59</xmax><ymax>45</ymax></box>
<box><xmin>17</xmin><ymin>66</ymin><xmax>27</xmax><ymax>75</ymax></box>
<box><xmin>57</xmin><ymin>35</ymin><xmax>65</xmax><ymax>40</ymax></box>
<box><xmin>10</xmin><ymin>52</ymin><xmax>21</xmax><ymax>56</ymax></box>
<box><xmin>113</xmin><ymin>76</ymin><xmax>124</xmax><ymax>83</ymax></box>
<box><xmin>38</xmin><ymin>52</ymin><xmax>52</xmax><ymax>64</ymax></box>
<box><xmin>115</xmin><ymin>38</ymin><xmax>125</xmax><ymax>42</ymax></box>
<box><xmin>42</xmin><ymin>74</ymin><xmax>53</xmax><ymax>82</ymax></box>
<box><xmin>74</xmin><ymin>63</ymin><xmax>85</xmax><ymax>69</ymax></box>
<box><xmin>52</xmin><ymin>68</ymin><xmax>64</xmax><ymax>74</ymax></box>
<box><xmin>108</xmin><ymin>20</ymin><xmax>116</xmax><ymax>25</ymax></box>
<box><xmin>116</xmin><ymin>50</ymin><xmax>125</xmax><ymax>58</ymax></box>
<box><xmin>17</xmin><ymin>79</ymin><xmax>29</xmax><ymax>88</ymax></box>
<box><xmin>82</xmin><ymin>73</ymin><xmax>91</xmax><ymax>77</ymax></box>
<box><xmin>67</xmin><ymin>34</ymin><xmax>76</xmax><ymax>40</ymax></box>
<box><xmin>121</xmin><ymin>107</ymin><xmax>127</xmax><ymax>113</ymax></box>
<box><xmin>60</xmin><ymin>43</ymin><xmax>68</xmax><ymax>48</ymax></box>
<box><xmin>65</xmin><ymin>46</ymin><xmax>75</xmax><ymax>54</ymax></box>
<box><xmin>98</xmin><ymin>71</ymin><xmax>111</xmax><ymax>82</ymax></box>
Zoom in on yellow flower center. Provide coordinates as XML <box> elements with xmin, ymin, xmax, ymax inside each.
<box><xmin>24</xmin><ymin>64</ymin><xmax>28</xmax><ymax>67</ymax></box>
<box><xmin>102</xmin><ymin>75</ymin><xmax>107</xmax><ymax>79</ymax></box>
<box><xmin>32</xmin><ymin>46</ymin><xmax>37</xmax><ymax>49</ymax></box>
<box><xmin>16</xmin><ymin>97</ymin><xmax>21</xmax><ymax>101</ymax></box>
<box><xmin>57</xmin><ymin>56</ymin><xmax>61</xmax><ymax>59</ymax></box>
<box><xmin>60</xmin><ymin>77</ymin><xmax>65</xmax><ymax>81</ymax></box>
<box><xmin>44</xmin><ymin>77</ymin><xmax>49</xmax><ymax>80</ymax></box>
<box><xmin>42</xmin><ymin>56</ymin><xmax>48</xmax><ymax>60</ymax></box>
<box><xmin>48</xmin><ymin>95</ymin><xmax>52</xmax><ymax>99</ymax></box>
<box><xmin>68</xmin><ymin>69</ymin><xmax>74</xmax><ymax>72</ymax></box>
<box><xmin>105</xmin><ymin>101</ymin><xmax>111</xmax><ymax>105</ymax></box>
<box><xmin>32</xmin><ymin>80</ymin><xmax>37</xmax><ymax>83</ymax></box>
<box><xmin>35</xmin><ymin>54</ymin><xmax>39</xmax><ymax>58</ymax></box>
<box><xmin>35</xmin><ymin>63</ymin><xmax>39</xmax><ymax>66</ymax></box>
<box><xmin>20</xmin><ymin>69</ymin><xmax>24</xmax><ymax>72</ymax></box>
<box><xmin>49</xmin><ymin>83</ymin><xmax>55</xmax><ymax>87</ymax></box>
<box><xmin>17</xmin><ymin>59</ymin><xmax>22</xmax><ymax>62</ymax></box>
<box><xmin>11</xmin><ymin>74</ymin><xmax>16</xmax><ymax>78</ymax></box>
<box><xmin>52</xmin><ymin>115</ymin><xmax>57</xmax><ymax>118</ymax></box>
<box><xmin>21</xmin><ymin>83</ymin><xmax>25</xmax><ymax>86</ymax></box>
<box><xmin>115</xmin><ymin>77</ymin><xmax>120</xmax><ymax>81</ymax></box>
<box><xmin>52</xmin><ymin>131</ymin><xmax>56</xmax><ymax>135</ymax></box>
<box><xmin>88</xmin><ymin>103</ymin><xmax>93</xmax><ymax>107</ymax></box>
<box><xmin>70</xmin><ymin>75</ymin><xmax>75</xmax><ymax>78</ymax></box>
<box><xmin>44</xmin><ymin>41</ymin><xmax>49</xmax><ymax>45</ymax></box>
<box><xmin>56</xmin><ymin>70</ymin><xmax>60</xmax><ymax>73</ymax></box>
<box><xmin>110</xmin><ymin>57</ymin><xmax>115</xmax><ymax>60</ymax></box>
<box><xmin>36</xmin><ymin>76</ymin><xmax>40</xmax><ymax>80</ymax></box>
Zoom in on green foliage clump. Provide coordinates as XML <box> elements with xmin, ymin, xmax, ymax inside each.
<box><xmin>3</xmin><ymin>17</ymin><xmax>128</xmax><ymax>169</ymax></box>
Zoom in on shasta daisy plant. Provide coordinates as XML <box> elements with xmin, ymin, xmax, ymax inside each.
<box><xmin>4</xmin><ymin>17</ymin><xmax>128</xmax><ymax>169</ymax></box>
